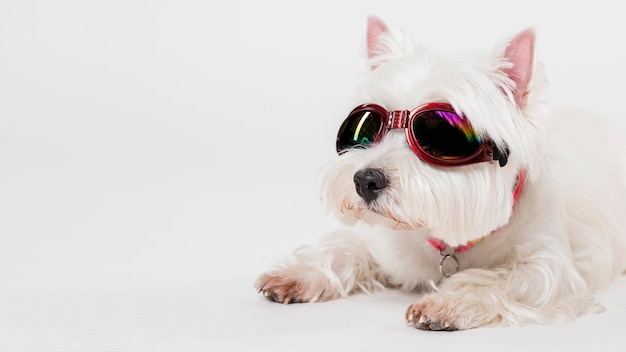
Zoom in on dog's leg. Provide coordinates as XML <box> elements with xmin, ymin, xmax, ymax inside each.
<box><xmin>255</xmin><ymin>229</ymin><xmax>387</xmax><ymax>304</ymax></box>
<box><xmin>404</xmin><ymin>236</ymin><xmax>600</xmax><ymax>330</ymax></box>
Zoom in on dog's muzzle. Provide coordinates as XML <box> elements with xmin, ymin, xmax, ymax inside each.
<box><xmin>353</xmin><ymin>168</ymin><xmax>387</xmax><ymax>202</ymax></box>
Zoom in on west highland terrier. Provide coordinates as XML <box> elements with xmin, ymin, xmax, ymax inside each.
<box><xmin>255</xmin><ymin>16</ymin><xmax>626</xmax><ymax>330</ymax></box>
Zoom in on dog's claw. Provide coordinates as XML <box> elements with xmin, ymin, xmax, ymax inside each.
<box><xmin>429</xmin><ymin>321</ymin><xmax>444</xmax><ymax>330</ymax></box>
<box><xmin>418</xmin><ymin>315</ymin><xmax>427</xmax><ymax>324</ymax></box>
<box><xmin>283</xmin><ymin>297</ymin><xmax>291</xmax><ymax>305</ymax></box>
<box><xmin>263</xmin><ymin>290</ymin><xmax>270</xmax><ymax>297</ymax></box>
<box><xmin>444</xmin><ymin>321</ymin><xmax>451</xmax><ymax>328</ymax></box>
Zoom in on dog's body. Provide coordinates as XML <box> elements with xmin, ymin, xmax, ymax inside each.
<box><xmin>256</xmin><ymin>17</ymin><xmax>626</xmax><ymax>330</ymax></box>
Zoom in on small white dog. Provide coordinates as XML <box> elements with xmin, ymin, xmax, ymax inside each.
<box><xmin>256</xmin><ymin>16</ymin><xmax>626</xmax><ymax>330</ymax></box>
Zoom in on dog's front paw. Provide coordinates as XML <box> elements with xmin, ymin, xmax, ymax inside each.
<box><xmin>255</xmin><ymin>272</ymin><xmax>339</xmax><ymax>304</ymax></box>
<box><xmin>405</xmin><ymin>295</ymin><xmax>463</xmax><ymax>331</ymax></box>
<box><xmin>255</xmin><ymin>273</ymin><xmax>307</xmax><ymax>304</ymax></box>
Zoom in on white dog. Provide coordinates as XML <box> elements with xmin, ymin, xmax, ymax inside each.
<box><xmin>255</xmin><ymin>16</ymin><xmax>626</xmax><ymax>330</ymax></box>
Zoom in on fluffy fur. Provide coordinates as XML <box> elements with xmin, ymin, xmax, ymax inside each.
<box><xmin>255</xmin><ymin>16</ymin><xmax>626</xmax><ymax>330</ymax></box>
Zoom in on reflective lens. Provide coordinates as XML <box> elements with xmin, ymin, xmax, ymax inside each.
<box><xmin>336</xmin><ymin>110</ymin><xmax>384</xmax><ymax>152</ymax></box>
<box><xmin>412</xmin><ymin>110</ymin><xmax>482</xmax><ymax>159</ymax></box>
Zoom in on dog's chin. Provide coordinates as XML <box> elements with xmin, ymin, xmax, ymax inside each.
<box><xmin>341</xmin><ymin>205</ymin><xmax>416</xmax><ymax>231</ymax></box>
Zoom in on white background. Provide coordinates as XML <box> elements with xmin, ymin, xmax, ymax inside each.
<box><xmin>1</xmin><ymin>1</ymin><xmax>626</xmax><ymax>351</ymax></box>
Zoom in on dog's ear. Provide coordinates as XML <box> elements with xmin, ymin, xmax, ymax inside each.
<box><xmin>366</xmin><ymin>16</ymin><xmax>389</xmax><ymax>69</ymax></box>
<box><xmin>502</xmin><ymin>29</ymin><xmax>535</xmax><ymax>108</ymax></box>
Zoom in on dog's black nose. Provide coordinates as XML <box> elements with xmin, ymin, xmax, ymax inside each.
<box><xmin>353</xmin><ymin>168</ymin><xmax>388</xmax><ymax>202</ymax></box>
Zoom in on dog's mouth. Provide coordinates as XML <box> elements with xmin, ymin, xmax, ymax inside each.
<box><xmin>345</xmin><ymin>204</ymin><xmax>416</xmax><ymax>231</ymax></box>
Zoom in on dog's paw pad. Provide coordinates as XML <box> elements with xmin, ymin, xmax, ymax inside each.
<box><xmin>405</xmin><ymin>302</ymin><xmax>458</xmax><ymax>331</ymax></box>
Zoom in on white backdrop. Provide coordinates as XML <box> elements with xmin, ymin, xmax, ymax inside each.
<box><xmin>1</xmin><ymin>1</ymin><xmax>626</xmax><ymax>351</ymax></box>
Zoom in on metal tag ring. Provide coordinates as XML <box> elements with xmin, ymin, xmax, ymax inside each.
<box><xmin>439</xmin><ymin>254</ymin><xmax>460</xmax><ymax>278</ymax></box>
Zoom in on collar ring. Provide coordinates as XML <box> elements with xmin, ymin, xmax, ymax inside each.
<box><xmin>439</xmin><ymin>253</ymin><xmax>460</xmax><ymax>278</ymax></box>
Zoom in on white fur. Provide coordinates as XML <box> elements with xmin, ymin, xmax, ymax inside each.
<box><xmin>256</xmin><ymin>18</ymin><xmax>626</xmax><ymax>330</ymax></box>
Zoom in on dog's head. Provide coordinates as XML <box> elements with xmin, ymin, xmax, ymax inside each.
<box><xmin>321</xmin><ymin>17</ymin><xmax>548</xmax><ymax>246</ymax></box>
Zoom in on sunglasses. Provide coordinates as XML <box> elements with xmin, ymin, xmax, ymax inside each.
<box><xmin>336</xmin><ymin>103</ymin><xmax>509</xmax><ymax>167</ymax></box>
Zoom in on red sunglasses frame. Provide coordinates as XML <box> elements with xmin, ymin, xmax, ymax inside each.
<box><xmin>337</xmin><ymin>103</ymin><xmax>505</xmax><ymax>167</ymax></box>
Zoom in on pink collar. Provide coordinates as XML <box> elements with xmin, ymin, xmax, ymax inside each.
<box><xmin>428</xmin><ymin>169</ymin><xmax>525</xmax><ymax>276</ymax></box>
